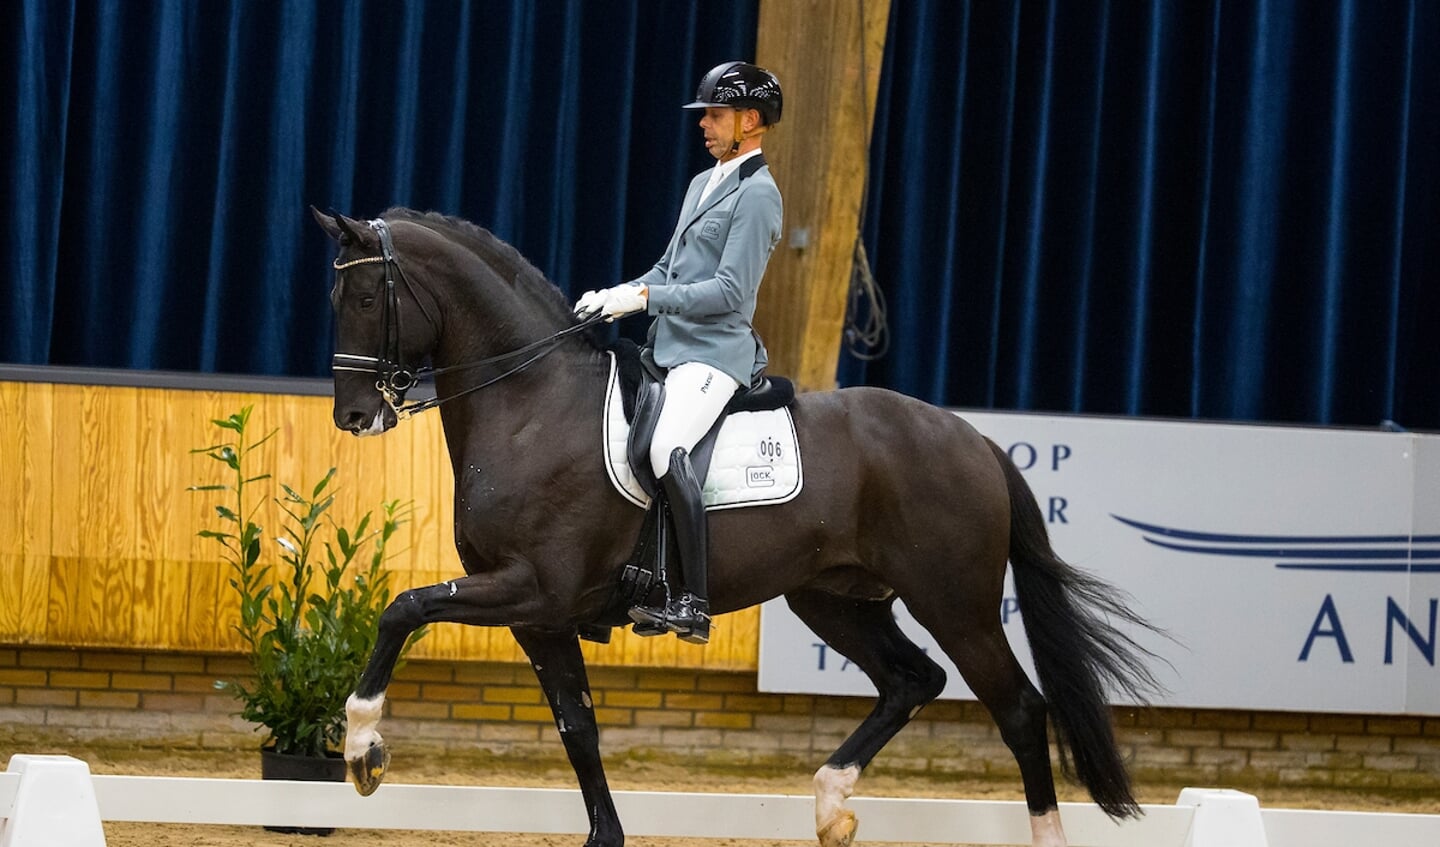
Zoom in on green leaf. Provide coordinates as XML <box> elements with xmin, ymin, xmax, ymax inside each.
<box><xmin>250</xmin><ymin>428</ymin><xmax>279</xmax><ymax>450</ymax></box>
<box><xmin>188</xmin><ymin>484</ymin><xmax>229</xmax><ymax>492</ymax></box>
<box><xmin>312</xmin><ymin>468</ymin><xmax>338</xmax><ymax>499</ymax></box>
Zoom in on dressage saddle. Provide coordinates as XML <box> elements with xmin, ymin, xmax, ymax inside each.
<box><xmin>577</xmin><ymin>341</ymin><xmax>793</xmax><ymax>644</ymax></box>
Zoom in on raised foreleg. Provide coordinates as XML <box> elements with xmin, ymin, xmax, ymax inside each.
<box><xmin>784</xmin><ymin>590</ymin><xmax>947</xmax><ymax>847</ymax></box>
<box><xmin>512</xmin><ymin>627</ymin><xmax>624</xmax><ymax>847</ymax></box>
<box><xmin>344</xmin><ymin>565</ymin><xmax>546</xmax><ymax>795</ymax></box>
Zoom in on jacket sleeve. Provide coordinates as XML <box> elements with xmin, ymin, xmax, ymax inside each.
<box><xmin>646</xmin><ymin>181</ymin><xmax>782</xmax><ymax>318</ymax></box>
<box><xmin>629</xmin><ymin>256</ymin><xmax>670</xmax><ymax>292</ymax></box>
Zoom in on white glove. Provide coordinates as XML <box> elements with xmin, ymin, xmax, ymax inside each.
<box><xmin>598</xmin><ymin>284</ymin><xmax>648</xmax><ymax>321</ymax></box>
<box><xmin>574</xmin><ymin>289</ymin><xmax>606</xmax><ymax>319</ymax></box>
<box><xmin>576</xmin><ymin>284</ymin><xmax>648</xmax><ymax>321</ymax></box>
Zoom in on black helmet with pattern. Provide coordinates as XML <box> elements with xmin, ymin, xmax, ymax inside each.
<box><xmin>683</xmin><ymin>61</ymin><xmax>783</xmax><ymax>126</ymax></box>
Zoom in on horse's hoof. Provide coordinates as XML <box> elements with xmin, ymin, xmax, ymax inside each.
<box><xmin>349</xmin><ymin>742</ymin><xmax>390</xmax><ymax>796</ymax></box>
<box><xmin>817</xmin><ymin>809</ymin><xmax>857</xmax><ymax>847</ymax></box>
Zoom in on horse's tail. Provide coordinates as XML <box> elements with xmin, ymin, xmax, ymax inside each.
<box><xmin>986</xmin><ymin>437</ymin><xmax>1165</xmax><ymax>820</ymax></box>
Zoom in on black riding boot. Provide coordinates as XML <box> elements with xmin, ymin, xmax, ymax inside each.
<box><xmin>628</xmin><ymin>448</ymin><xmax>711</xmax><ymax>644</ymax></box>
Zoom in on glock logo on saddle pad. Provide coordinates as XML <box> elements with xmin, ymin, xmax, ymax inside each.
<box><xmin>747</xmin><ymin>466</ymin><xmax>775</xmax><ymax>487</ymax></box>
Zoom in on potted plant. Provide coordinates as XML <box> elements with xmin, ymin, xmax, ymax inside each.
<box><xmin>192</xmin><ymin>406</ymin><xmax>422</xmax><ymax>834</ymax></box>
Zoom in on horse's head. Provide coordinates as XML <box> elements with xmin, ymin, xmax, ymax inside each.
<box><xmin>312</xmin><ymin>207</ymin><xmax>441</xmax><ymax>436</ymax></box>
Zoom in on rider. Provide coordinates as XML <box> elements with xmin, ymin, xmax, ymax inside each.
<box><xmin>574</xmin><ymin>61</ymin><xmax>784</xmax><ymax>645</ymax></box>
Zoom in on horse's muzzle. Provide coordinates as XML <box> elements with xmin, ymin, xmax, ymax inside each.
<box><xmin>335</xmin><ymin>405</ymin><xmax>393</xmax><ymax>436</ymax></box>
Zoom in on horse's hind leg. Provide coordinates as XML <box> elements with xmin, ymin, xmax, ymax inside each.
<box><xmin>784</xmin><ymin>589</ymin><xmax>947</xmax><ymax>847</ymax></box>
<box><xmin>511</xmin><ymin>627</ymin><xmax>623</xmax><ymax>847</ymax></box>
<box><xmin>904</xmin><ymin>599</ymin><xmax>1065</xmax><ymax>847</ymax></box>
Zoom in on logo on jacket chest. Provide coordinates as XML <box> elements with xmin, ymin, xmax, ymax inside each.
<box><xmin>700</xmin><ymin>220</ymin><xmax>722</xmax><ymax>240</ymax></box>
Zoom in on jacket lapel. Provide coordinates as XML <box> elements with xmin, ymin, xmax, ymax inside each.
<box><xmin>682</xmin><ymin>154</ymin><xmax>768</xmax><ymax>232</ymax></box>
<box><xmin>676</xmin><ymin>176</ymin><xmax>706</xmax><ymax>226</ymax></box>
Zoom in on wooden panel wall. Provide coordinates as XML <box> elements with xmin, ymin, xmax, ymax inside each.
<box><xmin>0</xmin><ymin>380</ymin><xmax>758</xmax><ymax>671</ymax></box>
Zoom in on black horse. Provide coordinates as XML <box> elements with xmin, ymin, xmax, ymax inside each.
<box><xmin>313</xmin><ymin>207</ymin><xmax>1162</xmax><ymax>847</ymax></box>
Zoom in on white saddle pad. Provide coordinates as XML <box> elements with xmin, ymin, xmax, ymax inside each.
<box><xmin>602</xmin><ymin>352</ymin><xmax>802</xmax><ymax>511</ymax></box>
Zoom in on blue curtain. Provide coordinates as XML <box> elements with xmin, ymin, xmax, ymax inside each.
<box><xmin>844</xmin><ymin>0</ymin><xmax>1439</xmax><ymax>430</ymax></box>
<box><xmin>2</xmin><ymin>0</ymin><xmax>756</xmax><ymax>375</ymax></box>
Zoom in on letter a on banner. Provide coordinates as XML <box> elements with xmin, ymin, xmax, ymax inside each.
<box><xmin>1298</xmin><ymin>594</ymin><xmax>1354</xmax><ymax>663</ymax></box>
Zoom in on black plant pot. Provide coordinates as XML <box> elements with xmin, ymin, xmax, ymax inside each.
<box><xmin>260</xmin><ymin>747</ymin><xmax>347</xmax><ymax>836</ymax></box>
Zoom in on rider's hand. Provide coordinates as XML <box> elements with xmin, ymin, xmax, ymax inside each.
<box><xmin>573</xmin><ymin>289</ymin><xmax>606</xmax><ymax>319</ymax></box>
<box><xmin>598</xmin><ymin>284</ymin><xmax>648</xmax><ymax>321</ymax></box>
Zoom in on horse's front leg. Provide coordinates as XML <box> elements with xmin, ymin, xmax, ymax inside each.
<box><xmin>512</xmin><ymin>627</ymin><xmax>624</xmax><ymax>847</ymax></box>
<box><xmin>344</xmin><ymin>566</ymin><xmax>545</xmax><ymax>795</ymax></box>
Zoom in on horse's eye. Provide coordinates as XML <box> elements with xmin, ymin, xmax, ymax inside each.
<box><xmin>360</xmin><ymin>295</ymin><xmax>377</xmax><ymax>309</ymax></box>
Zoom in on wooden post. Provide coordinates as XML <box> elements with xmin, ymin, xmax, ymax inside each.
<box><xmin>754</xmin><ymin>0</ymin><xmax>890</xmax><ymax>391</ymax></box>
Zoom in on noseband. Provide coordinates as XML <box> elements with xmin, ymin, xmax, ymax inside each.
<box><xmin>330</xmin><ymin>218</ymin><xmax>602</xmax><ymax>420</ymax></box>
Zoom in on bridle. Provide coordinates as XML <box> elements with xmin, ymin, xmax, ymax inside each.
<box><xmin>330</xmin><ymin>218</ymin><xmax>602</xmax><ymax>420</ymax></box>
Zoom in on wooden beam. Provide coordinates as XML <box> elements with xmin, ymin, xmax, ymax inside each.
<box><xmin>754</xmin><ymin>0</ymin><xmax>890</xmax><ymax>391</ymax></box>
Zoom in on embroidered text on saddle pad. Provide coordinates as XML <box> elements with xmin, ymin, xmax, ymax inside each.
<box><xmin>601</xmin><ymin>353</ymin><xmax>802</xmax><ymax>510</ymax></box>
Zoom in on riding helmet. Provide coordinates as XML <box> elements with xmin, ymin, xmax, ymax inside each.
<box><xmin>684</xmin><ymin>61</ymin><xmax>783</xmax><ymax>126</ymax></box>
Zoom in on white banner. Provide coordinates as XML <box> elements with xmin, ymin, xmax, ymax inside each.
<box><xmin>757</xmin><ymin>411</ymin><xmax>1440</xmax><ymax>714</ymax></box>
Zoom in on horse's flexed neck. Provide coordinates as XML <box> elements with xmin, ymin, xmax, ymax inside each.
<box><xmin>383</xmin><ymin>217</ymin><xmax>566</xmax><ymax>369</ymax></box>
<box><xmin>315</xmin><ymin>207</ymin><xmax>600</xmax><ymax>436</ymax></box>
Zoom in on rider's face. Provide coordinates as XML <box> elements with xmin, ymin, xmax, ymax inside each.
<box><xmin>698</xmin><ymin>107</ymin><xmax>737</xmax><ymax>161</ymax></box>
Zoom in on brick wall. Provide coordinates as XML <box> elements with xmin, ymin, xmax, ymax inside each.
<box><xmin>3</xmin><ymin>646</ymin><xmax>1438</xmax><ymax>792</ymax></box>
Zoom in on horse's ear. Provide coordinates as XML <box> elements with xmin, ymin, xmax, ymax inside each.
<box><xmin>310</xmin><ymin>205</ymin><xmax>368</xmax><ymax>247</ymax></box>
<box><xmin>311</xmin><ymin>205</ymin><xmax>342</xmax><ymax>241</ymax></box>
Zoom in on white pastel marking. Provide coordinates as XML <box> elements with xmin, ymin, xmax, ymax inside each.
<box><xmin>344</xmin><ymin>693</ymin><xmax>386</xmax><ymax>762</ymax></box>
<box><xmin>1029</xmin><ymin>808</ymin><xmax>1067</xmax><ymax>847</ymax></box>
<box><xmin>813</xmin><ymin>763</ymin><xmax>861</xmax><ymax>843</ymax></box>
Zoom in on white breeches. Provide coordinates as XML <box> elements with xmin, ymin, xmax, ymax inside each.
<box><xmin>650</xmin><ymin>362</ymin><xmax>740</xmax><ymax>479</ymax></box>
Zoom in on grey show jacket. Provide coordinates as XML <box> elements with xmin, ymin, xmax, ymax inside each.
<box><xmin>629</xmin><ymin>154</ymin><xmax>783</xmax><ymax>387</ymax></box>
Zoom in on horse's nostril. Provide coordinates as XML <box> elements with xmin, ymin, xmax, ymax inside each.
<box><xmin>337</xmin><ymin>410</ymin><xmax>369</xmax><ymax>432</ymax></box>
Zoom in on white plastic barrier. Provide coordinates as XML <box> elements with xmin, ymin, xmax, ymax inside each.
<box><xmin>3</xmin><ymin>755</ymin><xmax>1439</xmax><ymax>847</ymax></box>
<box><xmin>0</xmin><ymin>756</ymin><xmax>105</xmax><ymax>847</ymax></box>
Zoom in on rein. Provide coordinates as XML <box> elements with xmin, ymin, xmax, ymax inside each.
<box><xmin>331</xmin><ymin>218</ymin><xmax>604</xmax><ymax>420</ymax></box>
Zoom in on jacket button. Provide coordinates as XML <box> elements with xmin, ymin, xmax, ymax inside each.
<box><xmin>670</xmin><ymin>272</ymin><xmax>677</xmax><ymax>279</ymax></box>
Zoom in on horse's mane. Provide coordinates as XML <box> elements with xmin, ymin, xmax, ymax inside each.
<box><xmin>380</xmin><ymin>207</ymin><xmax>587</xmax><ymax>336</ymax></box>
